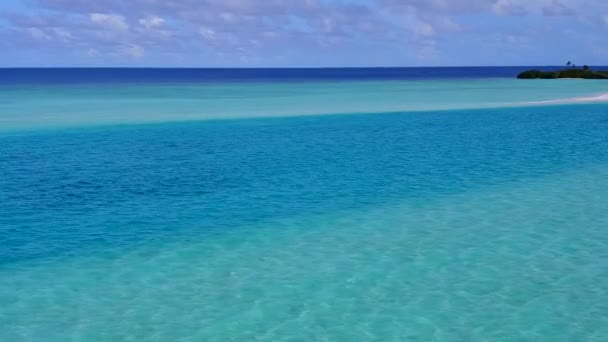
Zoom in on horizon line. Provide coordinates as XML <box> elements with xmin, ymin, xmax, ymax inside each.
<box><xmin>0</xmin><ymin>65</ymin><xmax>590</xmax><ymax>69</ymax></box>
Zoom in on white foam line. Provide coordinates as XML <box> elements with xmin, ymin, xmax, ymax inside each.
<box><xmin>525</xmin><ymin>92</ymin><xmax>608</xmax><ymax>105</ymax></box>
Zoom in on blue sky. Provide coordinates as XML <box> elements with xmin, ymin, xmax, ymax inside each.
<box><xmin>0</xmin><ymin>0</ymin><xmax>607</xmax><ymax>67</ymax></box>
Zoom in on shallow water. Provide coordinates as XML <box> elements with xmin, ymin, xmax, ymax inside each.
<box><xmin>2</xmin><ymin>78</ymin><xmax>608</xmax><ymax>132</ymax></box>
<box><xmin>2</xmin><ymin>75</ymin><xmax>608</xmax><ymax>340</ymax></box>
<box><xmin>3</xmin><ymin>164</ymin><xmax>608</xmax><ymax>341</ymax></box>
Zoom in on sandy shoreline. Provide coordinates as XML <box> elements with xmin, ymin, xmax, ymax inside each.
<box><xmin>526</xmin><ymin>92</ymin><xmax>608</xmax><ymax>105</ymax></box>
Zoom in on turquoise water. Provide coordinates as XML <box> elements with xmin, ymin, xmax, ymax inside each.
<box><xmin>2</xmin><ymin>78</ymin><xmax>608</xmax><ymax>340</ymax></box>
<box><xmin>2</xmin><ymin>78</ymin><xmax>608</xmax><ymax>132</ymax></box>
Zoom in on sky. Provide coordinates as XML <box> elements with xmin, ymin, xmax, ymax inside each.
<box><xmin>0</xmin><ymin>0</ymin><xmax>607</xmax><ymax>67</ymax></box>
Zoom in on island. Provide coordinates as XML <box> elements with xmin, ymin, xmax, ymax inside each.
<box><xmin>518</xmin><ymin>63</ymin><xmax>608</xmax><ymax>79</ymax></box>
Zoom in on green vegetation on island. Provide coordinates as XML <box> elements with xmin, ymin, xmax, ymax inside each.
<box><xmin>517</xmin><ymin>62</ymin><xmax>608</xmax><ymax>79</ymax></box>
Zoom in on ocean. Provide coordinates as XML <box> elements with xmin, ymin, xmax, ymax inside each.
<box><xmin>1</xmin><ymin>67</ymin><xmax>608</xmax><ymax>341</ymax></box>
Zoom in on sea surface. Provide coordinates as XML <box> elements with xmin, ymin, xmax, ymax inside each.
<box><xmin>1</xmin><ymin>67</ymin><xmax>608</xmax><ymax>341</ymax></box>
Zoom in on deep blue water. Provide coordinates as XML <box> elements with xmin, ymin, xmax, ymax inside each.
<box><xmin>2</xmin><ymin>104</ymin><xmax>608</xmax><ymax>264</ymax></box>
<box><xmin>0</xmin><ymin>66</ymin><xmax>586</xmax><ymax>85</ymax></box>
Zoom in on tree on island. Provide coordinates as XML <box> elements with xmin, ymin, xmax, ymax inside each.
<box><xmin>517</xmin><ymin>64</ymin><xmax>608</xmax><ymax>79</ymax></box>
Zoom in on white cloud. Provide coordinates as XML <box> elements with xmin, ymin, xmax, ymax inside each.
<box><xmin>218</xmin><ymin>12</ymin><xmax>238</xmax><ymax>23</ymax></box>
<box><xmin>25</xmin><ymin>27</ymin><xmax>73</xmax><ymax>43</ymax></box>
<box><xmin>433</xmin><ymin>16</ymin><xmax>463</xmax><ymax>33</ymax></box>
<box><xmin>7</xmin><ymin>0</ymin><xmax>608</xmax><ymax>66</ymax></box>
<box><xmin>415</xmin><ymin>22</ymin><xmax>435</xmax><ymax>38</ymax></box>
<box><xmin>262</xmin><ymin>31</ymin><xmax>278</xmax><ymax>39</ymax></box>
<box><xmin>53</xmin><ymin>28</ymin><xmax>74</xmax><ymax>42</ymax></box>
<box><xmin>492</xmin><ymin>0</ymin><xmax>527</xmax><ymax>16</ymax></box>
<box><xmin>139</xmin><ymin>15</ymin><xmax>165</xmax><ymax>29</ymax></box>
<box><xmin>126</xmin><ymin>44</ymin><xmax>145</xmax><ymax>58</ymax></box>
<box><xmin>90</xmin><ymin>13</ymin><xmax>129</xmax><ymax>32</ymax></box>
<box><xmin>86</xmin><ymin>48</ymin><xmax>100</xmax><ymax>57</ymax></box>
<box><xmin>542</xmin><ymin>0</ymin><xmax>575</xmax><ymax>16</ymax></box>
<box><xmin>26</xmin><ymin>27</ymin><xmax>52</xmax><ymax>40</ymax></box>
<box><xmin>200</xmin><ymin>28</ymin><xmax>217</xmax><ymax>41</ymax></box>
